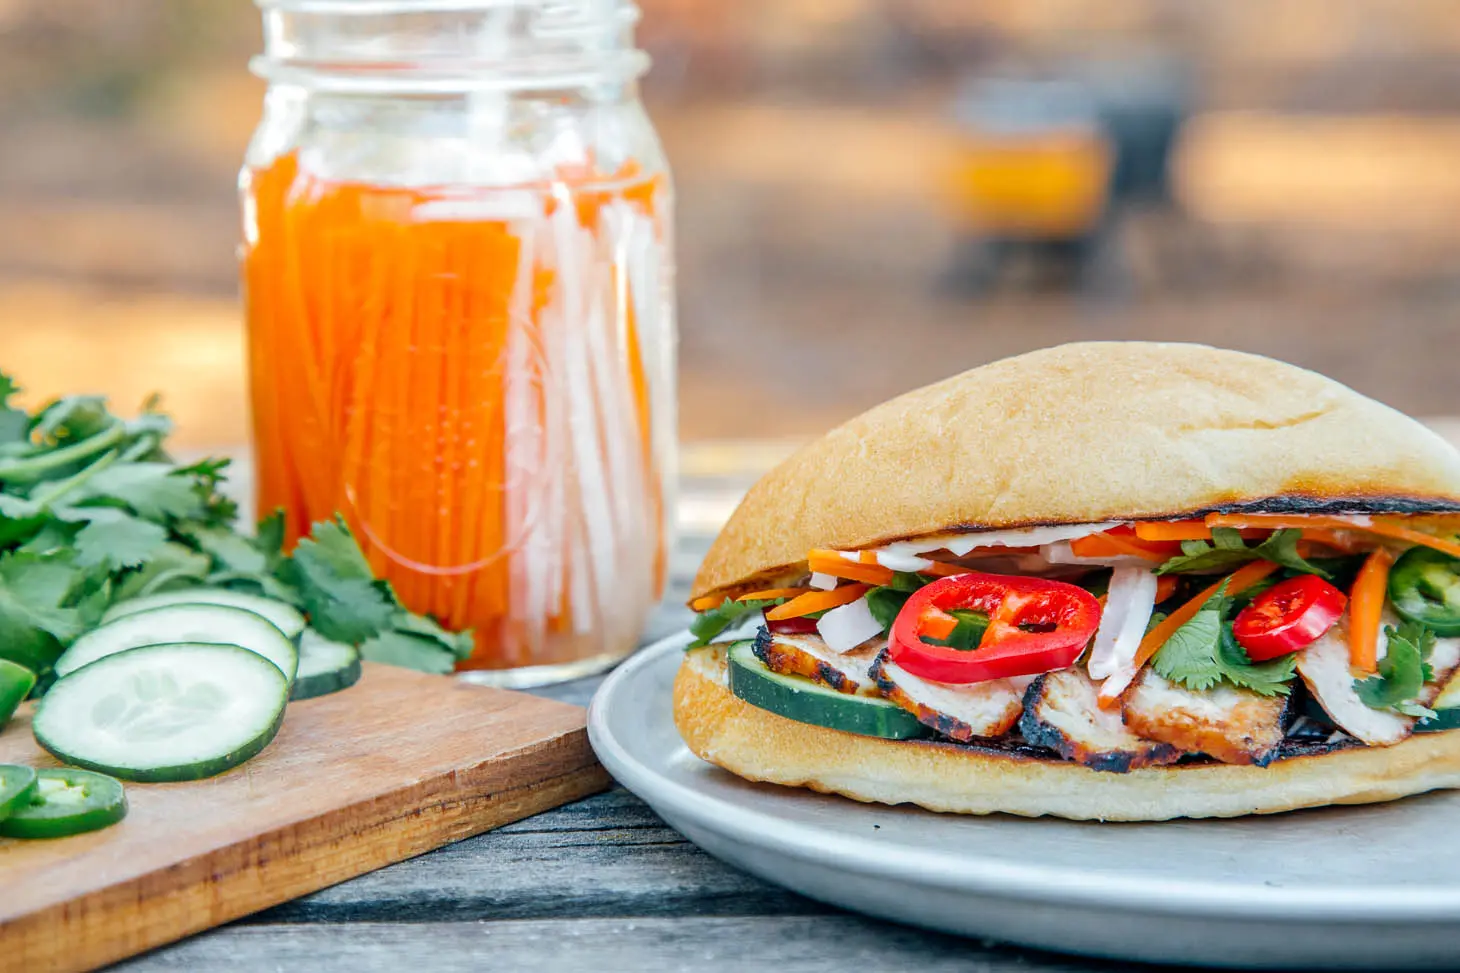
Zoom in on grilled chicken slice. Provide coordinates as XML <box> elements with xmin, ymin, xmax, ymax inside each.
<box><xmin>754</xmin><ymin>631</ymin><xmax>883</xmax><ymax>696</ymax></box>
<box><xmin>1019</xmin><ymin>666</ymin><xmax>1180</xmax><ymax>772</ymax></box>
<box><xmin>869</xmin><ymin>649</ymin><xmax>1028</xmax><ymax>742</ymax></box>
<box><xmin>1122</xmin><ymin>668</ymin><xmax>1287</xmax><ymax>765</ymax></box>
<box><xmin>1296</xmin><ymin>612</ymin><xmax>1460</xmax><ymax>747</ymax></box>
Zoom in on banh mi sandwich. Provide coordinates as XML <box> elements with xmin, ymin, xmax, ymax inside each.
<box><xmin>673</xmin><ymin>342</ymin><xmax>1460</xmax><ymax>821</ymax></box>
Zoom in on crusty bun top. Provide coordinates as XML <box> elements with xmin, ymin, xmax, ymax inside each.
<box><xmin>691</xmin><ymin>341</ymin><xmax>1460</xmax><ymax>601</ymax></box>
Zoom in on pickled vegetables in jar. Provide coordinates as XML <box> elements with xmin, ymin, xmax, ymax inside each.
<box><xmin>241</xmin><ymin>0</ymin><xmax>675</xmax><ymax>683</ymax></box>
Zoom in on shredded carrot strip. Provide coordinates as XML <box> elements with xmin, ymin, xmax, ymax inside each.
<box><xmin>1207</xmin><ymin>513</ymin><xmax>1460</xmax><ymax>559</ymax></box>
<box><xmin>734</xmin><ymin>587</ymin><xmax>811</xmax><ymax>603</ymax></box>
<box><xmin>858</xmin><ymin>551</ymin><xmax>880</xmax><ymax>565</ymax></box>
<box><xmin>1155</xmin><ymin>574</ymin><xmax>1179</xmax><ymax>602</ymax></box>
<box><xmin>1130</xmin><ymin>560</ymin><xmax>1279</xmax><ymax>672</ymax></box>
<box><xmin>765</xmin><ymin>584</ymin><xmax>871</xmax><ymax>621</ymax></box>
<box><xmin>921</xmin><ymin>561</ymin><xmax>971</xmax><ymax>577</ymax></box>
<box><xmin>1348</xmin><ymin>548</ymin><xmax>1394</xmax><ymax>674</ymax></box>
<box><xmin>1068</xmin><ymin>533</ymin><xmax>1176</xmax><ymax>562</ymax></box>
<box><xmin>689</xmin><ymin>594</ymin><xmax>725</xmax><ymax>612</ymax></box>
<box><xmin>1133</xmin><ymin>521</ymin><xmax>1210</xmax><ymax>542</ymax></box>
<box><xmin>806</xmin><ymin>551</ymin><xmax>895</xmax><ymax>586</ymax></box>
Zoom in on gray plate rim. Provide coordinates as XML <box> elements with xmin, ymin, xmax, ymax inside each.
<box><xmin>589</xmin><ymin>632</ymin><xmax>1460</xmax><ymax>924</ymax></box>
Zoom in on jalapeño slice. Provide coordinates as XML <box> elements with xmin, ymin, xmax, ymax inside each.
<box><xmin>1389</xmin><ymin>546</ymin><xmax>1460</xmax><ymax>637</ymax></box>
<box><xmin>0</xmin><ymin>659</ymin><xmax>36</xmax><ymax>730</ymax></box>
<box><xmin>0</xmin><ymin>768</ymin><xmax>127</xmax><ymax>840</ymax></box>
<box><xmin>0</xmin><ymin>765</ymin><xmax>37</xmax><ymax>823</ymax></box>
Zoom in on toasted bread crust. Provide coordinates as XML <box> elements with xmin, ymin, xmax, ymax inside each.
<box><xmin>691</xmin><ymin>342</ymin><xmax>1460</xmax><ymax>602</ymax></box>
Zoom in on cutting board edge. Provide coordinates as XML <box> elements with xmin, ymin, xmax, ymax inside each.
<box><xmin>0</xmin><ymin>728</ymin><xmax>611</xmax><ymax>973</ymax></box>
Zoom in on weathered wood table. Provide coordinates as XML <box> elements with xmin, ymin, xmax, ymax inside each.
<box><xmin>107</xmin><ymin>525</ymin><xmax>1133</xmax><ymax>973</ymax></box>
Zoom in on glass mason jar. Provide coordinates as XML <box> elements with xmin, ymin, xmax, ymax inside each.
<box><xmin>240</xmin><ymin>0</ymin><xmax>676</xmax><ymax>686</ymax></box>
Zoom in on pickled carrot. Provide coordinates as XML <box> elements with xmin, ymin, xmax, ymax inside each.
<box><xmin>243</xmin><ymin>152</ymin><xmax>669</xmax><ymax>669</ymax></box>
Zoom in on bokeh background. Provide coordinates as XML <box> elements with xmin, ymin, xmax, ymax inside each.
<box><xmin>3</xmin><ymin>0</ymin><xmax>1460</xmax><ymax>453</ymax></box>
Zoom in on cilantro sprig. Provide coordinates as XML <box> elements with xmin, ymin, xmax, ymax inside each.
<box><xmin>1151</xmin><ymin>582</ymin><xmax>1298</xmax><ymax>696</ymax></box>
<box><xmin>688</xmin><ymin>597</ymin><xmax>782</xmax><ymax>648</ymax></box>
<box><xmin>1354</xmin><ymin>621</ymin><xmax>1437</xmax><ymax>719</ymax></box>
<box><xmin>0</xmin><ymin>370</ymin><xmax>474</xmax><ymax>684</ymax></box>
<box><xmin>1155</xmin><ymin>527</ymin><xmax>1327</xmax><ymax>578</ymax></box>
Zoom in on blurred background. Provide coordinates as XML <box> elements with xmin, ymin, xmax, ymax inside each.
<box><xmin>3</xmin><ymin>0</ymin><xmax>1460</xmax><ymax>453</ymax></box>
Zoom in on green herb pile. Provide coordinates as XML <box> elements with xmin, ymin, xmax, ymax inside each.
<box><xmin>0</xmin><ymin>373</ymin><xmax>473</xmax><ymax>688</ymax></box>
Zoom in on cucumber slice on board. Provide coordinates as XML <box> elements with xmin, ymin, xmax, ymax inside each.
<box><xmin>0</xmin><ymin>660</ymin><xmax>36</xmax><ymax>730</ymax></box>
<box><xmin>55</xmin><ymin>604</ymin><xmax>299</xmax><ymax>683</ymax></box>
<box><xmin>0</xmin><ymin>764</ymin><xmax>37</xmax><ymax>823</ymax></box>
<box><xmin>726</xmin><ymin>640</ymin><xmax>930</xmax><ymax>740</ymax></box>
<box><xmin>34</xmin><ymin>642</ymin><xmax>289</xmax><ymax>783</ymax></box>
<box><xmin>290</xmin><ymin>629</ymin><xmax>362</xmax><ymax>701</ymax></box>
<box><xmin>0</xmin><ymin>768</ymin><xmax>127</xmax><ymax>839</ymax></box>
<box><xmin>102</xmin><ymin>587</ymin><xmax>306</xmax><ymax>641</ymax></box>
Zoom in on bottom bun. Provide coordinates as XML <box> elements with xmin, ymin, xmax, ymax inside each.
<box><xmin>673</xmin><ymin>646</ymin><xmax>1460</xmax><ymax>821</ymax></box>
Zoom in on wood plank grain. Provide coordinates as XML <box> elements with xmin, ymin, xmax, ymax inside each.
<box><xmin>0</xmin><ymin>664</ymin><xmax>610</xmax><ymax>973</ymax></box>
<box><xmin>253</xmin><ymin>788</ymin><xmax>826</xmax><ymax>923</ymax></box>
<box><xmin>113</xmin><ymin>917</ymin><xmax>1105</xmax><ymax>973</ymax></box>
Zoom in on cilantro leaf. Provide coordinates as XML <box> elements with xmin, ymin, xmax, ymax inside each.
<box><xmin>0</xmin><ymin>371</ymin><xmax>27</xmax><ymax>445</ymax></box>
<box><xmin>255</xmin><ymin>510</ymin><xmax>286</xmax><ymax>561</ymax></box>
<box><xmin>1151</xmin><ymin>593</ymin><xmax>1227</xmax><ymax>691</ymax></box>
<box><xmin>866</xmin><ymin>586</ymin><xmax>912</xmax><ymax>632</ymax></box>
<box><xmin>1155</xmin><ymin>527</ymin><xmax>1327</xmax><ymax>578</ymax></box>
<box><xmin>184</xmin><ymin>524</ymin><xmax>268</xmax><ymax>576</ymax></box>
<box><xmin>1214</xmin><ymin>624</ymin><xmax>1300</xmax><ymax>695</ymax></box>
<box><xmin>1152</xmin><ymin>583</ymin><xmax>1297</xmax><ymax>696</ymax></box>
<box><xmin>358</xmin><ymin>630</ymin><xmax>458</xmax><ymax>674</ymax></box>
<box><xmin>390</xmin><ymin>610</ymin><xmax>476</xmax><ymax>661</ymax></box>
<box><xmin>284</xmin><ymin>517</ymin><xmax>396</xmax><ymax>644</ymax></box>
<box><xmin>69</xmin><ymin>462</ymin><xmax>204</xmax><ymax>522</ymax></box>
<box><xmin>172</xmin><ymin>456</ymin><xmax>238</xmax><ymax>528</ymax></box>
<box><xmin>111</xmin><ymin>541</ymin><xmax>213</xmax><ymax>601</ymax></box>
<box><xmin>70</xmin><ymin>509</ymin><xmax>169</xmax><ymax>569</ymax></box>
<box><xmin>688</xmin><ymin>597</ymin><xmax>776</xmax><ymax>648</ymax></box>
<box><xmin>1355</xmin><ymin>621</ymin><xmax>1437</xmax><ymax>717</ymax></box>
<box><xmin>0</xmin><ymin>552</ymin><xmax>84</xmax><ymax>674</ymax></box>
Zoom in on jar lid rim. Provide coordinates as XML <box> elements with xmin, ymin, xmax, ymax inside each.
<box><xmin>256</xmin><ymin>0</ymin><xmax>614</xmax><ymax>10</ymax></box>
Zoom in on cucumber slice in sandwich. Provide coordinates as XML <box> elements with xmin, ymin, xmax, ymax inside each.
<box><xmin>1419</xmin><ymin>671</ymin><xmax>1460</xmax><ymax>732</ymax></box>
<box><xmin>726</xmin><ymin>640</ymin><xmax>929</xmax><ymax>740</ymax></box>
<box><xmin>33</xmin><ymin>642</ymin><xmax>289</xmax><ymax>783</ymax></box>
<box><xmin>0</xmin><ymin>660</ymin><xmax>36</xmax><ymax>730</ymax></box>
<box><xmin>102</xmin><ymin>587</ymin><xmax>306</xmax><ymax>641</ymax></box>
<box><xmin>56</xmin><ymin>604</ymin><xmax>299</xmax><ymax>684</ymax></box>
<box><xmin>290</xmin><ymin>629</ymin><xmax>362</xmax><ymax>701</ymax></box>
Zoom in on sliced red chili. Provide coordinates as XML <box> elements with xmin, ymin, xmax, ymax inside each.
<box><xmin>1232</xmin><ymin>574</ymin><xmax>1347</xmax><ymax>661</ymax></box>
<box><xmin>888</xmin><ymin>572</ymin><xmax>1101</xmax><ymax>684</ymax></box>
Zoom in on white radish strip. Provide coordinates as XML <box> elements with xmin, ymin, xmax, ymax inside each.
<box><xmin>627</xmin><ymin>203</ymin><xmax>679</xmax><ymax>556</ymax></box>
<box><xmin>521</xmin><ymin>224</ymin><xmax>558</xmax><ymax>649</ymax></box>
<box><xmin>504</xmin><ymin>221</ymin><xmax>542</xmax><ymax>652</ymax></box>
<box><xmin>593</xmin><ymin>205</ymin><xmax>653</xmax><ymax>617</ymax></box>
<box><xmin>809</xmin><ymin>572</ymin><xmax>838</xmax><ymax>591</ymax></box>
<box><xmin>873</xmin><ymin>522</ymin><xmax>1126</xmax><ymax>560</ymax></box>
<box><xmin>1087</xmin><ymin>567</ymin><xmax>1159</xmax><ymax>682</ymax></box>
<box><xmin>874</xmin><ymin>551</ymin><xmax>934</xmax><ymax>573</ymax></box>
<box><xmin>549</xmin><ymin>195</ymin><xmax>620</xmax><ymax>632</ymax></box>
<box><xmin>816</xmin><ymin>597</ymin><xmax>884</xmax><ymax>654</ymax></box>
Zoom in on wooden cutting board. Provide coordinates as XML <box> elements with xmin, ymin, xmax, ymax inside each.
<box><xmin>0</xmin><ymin>663</ymin><xmax>610</xmax><ymax>973</ymax></box>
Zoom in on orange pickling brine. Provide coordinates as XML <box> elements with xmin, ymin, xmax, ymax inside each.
<box><xmin>241</xmin><ymin>0</ymin><xmax>675</xmax><ymax>683</ymax></box>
